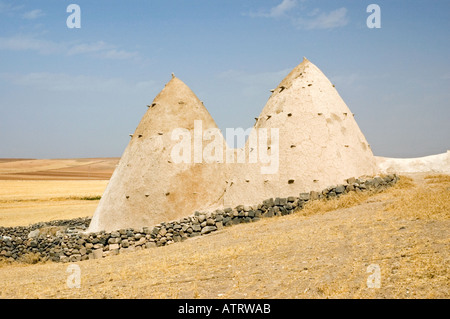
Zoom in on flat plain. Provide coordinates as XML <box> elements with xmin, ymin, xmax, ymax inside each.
<box><xmin>0</xmin><ymin>158</ymin><xmax>117</xmax><ymax>226</ymax></box>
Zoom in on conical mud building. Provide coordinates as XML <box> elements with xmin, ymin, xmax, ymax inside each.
<box><xmin>223</xmin><ymin>57</ymin><xmax>378</xmax><ymax>206</ymax></box>
<box><xmin>89</xmin><ymin>58</ymin><xmax>379</xmax><ymax>232</ymax></box>
<box><xmin>88</xmin><ymin>77</ymin><xmax>228</xmax><ymax>232</ymax></box>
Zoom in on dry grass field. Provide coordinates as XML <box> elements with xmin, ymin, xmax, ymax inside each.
<box><xmin>0</xmin><ymin>158</ymin><xmax>116</xmax><ymax>227</ymax></box>
<box><xmin>0</xmin><ymin>180</ymin><xmax>108</xmax><ymax>227</ymax></box>
<box><xmin>0</xmin><ymin>164</ymin><xmax>448</xmax><ymax>299</ymax></box>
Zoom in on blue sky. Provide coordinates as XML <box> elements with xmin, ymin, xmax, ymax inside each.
<box><xmin>0</xmin><ymin>0</ymin><xmax>449</xmax><ymax>158</ymax></box>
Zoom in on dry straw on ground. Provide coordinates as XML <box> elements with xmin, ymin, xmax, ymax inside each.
<box><xmin>0</xmin><ymin>173</ymin><xmax>448</xmax><ymax>298</ymax></box>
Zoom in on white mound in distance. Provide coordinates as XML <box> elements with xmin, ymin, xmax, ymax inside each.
<box><xmin>376</xmin><ymin>151</ymin><xmax>450</xmax><ymax>174</ymax></box>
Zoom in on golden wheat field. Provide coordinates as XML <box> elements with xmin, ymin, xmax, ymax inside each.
<box><xmin>0</xmin><ymin>180</ymin><xmax>108</xmax><ymax>227</ymax></box>
<box><xmin>0</xmin><ymin>158</ymin><xmax>115</xmax><ymax>226</ymax></box>
<box><xmin>0</xmin><ymin>165</ymin><xmax>448</xmax><ymax>299</ymax></box>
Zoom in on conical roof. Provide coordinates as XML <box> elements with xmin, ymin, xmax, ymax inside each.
<box><xmin>89</xmin><ymin>59</ymin><xmax>379</xmax><ymax>232</ymax></box>
<box><xmin>223</xmin><ymin>58</ymin><xmax>378</xmax><ymax>206</ymax></box>
<box><xmin>88</xmin><ymin>77</ymin><xmax>228</xmax><ymax>232</ymax></box>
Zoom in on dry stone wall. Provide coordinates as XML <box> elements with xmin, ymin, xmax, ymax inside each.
<box><xmin>0</xmin><ymin>174</ymin><xmax>398</xmax><ymax>263</ymax></box>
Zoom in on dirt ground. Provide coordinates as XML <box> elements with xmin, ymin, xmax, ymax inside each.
<box><xmin>0</xmin><ymin>158</ymin><xmax>118</xmax><ymax>180</ymax></box>
<box><xmin>0</xmin><ymin>172</ymin><xmax>448</xmax><ymax>299</ymax></box>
